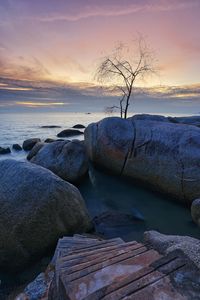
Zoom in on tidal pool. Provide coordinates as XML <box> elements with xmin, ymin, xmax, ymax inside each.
<box><xmin>79</xmin><ymin>165</ymin><xmax>200</xmax><ymax>242</ymax></box>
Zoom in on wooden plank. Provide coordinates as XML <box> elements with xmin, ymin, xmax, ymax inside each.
<box><xmin>61</xmin><ymin>249</ymin><xmax>161</xmax><ymax>300</ymax></box>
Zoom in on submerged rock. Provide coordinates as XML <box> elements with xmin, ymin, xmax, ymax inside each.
<box><xmin>144</xmin><ymin>230</ymin><xmax>200</xmax><ymax>269</ymax></box>
<box><xmin>72</xmin><ymin>124</ymin><xmax>86</xmax><ymax>129</ymax></box>
<box><xmin>85</xmin><ymin>116</ymin><xmax>200</xmax><ymax>204</ymax></box>
<box><xmin>57</xmin><ymin>129</ymin><xmax>83</xmax><ymax>137</ymax></box>
<box><xmin>0</xmin><ymin>146</ymin><xmax>11</xmax><ymax>154</ymax></box>
<box><xmin>27</xmin><ymin>142</ymin><xmax>45</xmax><ymax>160</ymax></box>
<box><xmin>23</xmin><ymin>138</ymin><xmax>41</xmax><ymax>151</ymax></box>
<box><xmin>30</xmin><ymin>140</ymin><xmax>89</xmax><ymax>183</ymax></box>
<box><xmin>0</xmin><ymin>159</ymin><xmax>92</xmax><ymax>271</ymax></box>
<box><xmin>93</xmin><ymin>210</ymin><xmax>146</xmax><ymax>238</ymax></box>
<box><xmin>12</xmin><ymin>144</ymin><xmax>22</xmax><ymax>151</ymax></box>
<box><xmin>40</xmin><ymin>125</ymin><xmax>61</xmax><ymax>128</ymax></box>
<box><xmin>191</xmin><ymin>199</ymin><xmax>200</xmax><ymax>226</ymax></box>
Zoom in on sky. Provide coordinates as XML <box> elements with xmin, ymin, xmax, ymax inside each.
<box><xmin>0</xmin><ymin>0</ymin><xmax>200</xmax><ymax>113</ymax></box>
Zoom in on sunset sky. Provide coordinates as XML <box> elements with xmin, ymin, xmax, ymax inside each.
<box><xmin>0</xmin><ymin>0</ymin><xmax>200</xmax><ymax>112</ymax></box>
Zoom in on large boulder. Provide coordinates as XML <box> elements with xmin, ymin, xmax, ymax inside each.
<box><xmin>0</xmin><ymin>159</ymin><xmax>92</xmax><ymax>271</ymax></box>
<box><xmin>30</xmin><ymin>140</ymin><xmax>89</xmax><ymax>183</ymax></box>
<box><xmin>144</xmin><ymin>230</ymin><xmax>200</xmax><ymax>269</ymax></box>
<box><xmin>85</xmin><ymin>116</ymin><xmax>200</xmax><ymax>203</ymax></box>
<box><xmin>23</xmin><ymin>138</ymin><xmax>41</xmax><ymax>151</ymax></box>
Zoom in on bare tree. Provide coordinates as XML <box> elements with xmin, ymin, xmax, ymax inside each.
<box><xmin>96</xmin><ymin>36</ymin><xmax>156</xmax><ymax>119</ymax></box>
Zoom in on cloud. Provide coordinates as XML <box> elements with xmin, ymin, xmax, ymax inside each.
<box><xmin>26</xmin><ymin>1</ymin><xmax>200</xmax><ymax>23</ymax></box>
<box><xmin>0</xmin><ymin>56</ymin><xmax>51</xmax><ymax>81</ymax></box>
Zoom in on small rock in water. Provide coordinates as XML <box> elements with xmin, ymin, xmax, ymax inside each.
<box><xmin>23</xmin><ymin>138</ymin><xmax>41</xmax><ymax>151</ymax></box>
<box><xmin>0</xmin><ymin>147</ymin><xmax>11</xmax><ymax>155</ymax></box>
<box><xmin>57</xmin><ymin>129</ymin><xmax>83</xmax><ymax>137</ymax></box>
<box><xmin>73</xmin><ymin>124</ymin><xmax>86</xmax><ymax>129</ymax></box>
<box><xmin>44</xmin><ymin>138</ymin><xmax>56</xmax><ymax>143</ymax></box>
<box><xmin>12</xmin><ymin>143</ymin><xmax>22</xmax><ymax>151</ymax></box>
<box><xmin>40</xmin><ymin>125</ymin><xmax>61</xmax><ymax>128</ymax></box>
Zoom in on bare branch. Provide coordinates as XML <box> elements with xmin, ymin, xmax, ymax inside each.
<box><xmin>96</xmin><ymin>34</ymin><xmax>157</xmax><ymax>119</ymax></box>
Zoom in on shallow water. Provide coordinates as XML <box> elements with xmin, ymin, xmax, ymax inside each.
<box><xmin>79</xmin><ymin>166</ymin><xmax>200</xmax><ymax>242</ymax></box>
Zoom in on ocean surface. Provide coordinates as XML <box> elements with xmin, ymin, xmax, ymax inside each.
<box><xmin>0</xmin><ymin>111</ymin><xmax>193</xmax><ymax>151</ymax></box>
<box><xmin>0</xmin><ymin>112</ymin><xmax>106</xmax><ymax>152</ymax></box>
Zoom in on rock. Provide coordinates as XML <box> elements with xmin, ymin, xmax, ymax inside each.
<box><xmin>132</xmin><ymin>114</ymin><xmax>200</xmax><ymax>128</ymax></box>
<box><xmin>44</xmin><ymin>138</ymin><xmax>56</xmax><ymax>143</ymax></box>
<box><xmin>0</xmin><ymin>147</ymin><xmax>11</xmax><ymax>154</ymax></box>
<box><xmin>169</xmin><ymin>116</ymin><xmax>200</xmax><ymax>127</ymax></box>
<box><xmin>131</xmin><ymin>114</ymin><xmax>168</xmax><ymax>123</ymax></box>
<box><xmin>40</xmin><ymin>125</ymin><xmax>61</xmax><ymax>128</ymax></box>
<box><xmin>93</xmin><ymin>210</ymin><xmax>146</xmax><ymax>238</ymax></box>
<box><xmin>191</xmin><ymin>199</ymin><xmax>200</xmax><ymax>226</ymax></box>
<box><xmin>72</xmin><ymin>124</ymin><xmax>86</xmax><ymax>129</ymax></box>
<box><xmin>30</xmin><ymin>140</ymin><xmax>89</xmax><ymax>183</ymax></box>
<box><xmin>57</xmin><ymin>129</ymin><xmax>83</xmax><ymax>138</ymax></box>
<box><xmin>27</xmin><ymin>142</ymin><xmax>45</xmax><ymax>161</ymax></box>
<box><xmin>17</xmin><ymin>271</ymin><xmax>54</xmax><ymax>300</ymax></box>
<box><xmin>0</xmin><ymin>159</ymin><xmax>92</xmax><ymax>271</ymax></box>
<box><xmin>144</xmin><ymin>230</ymin><xmax>200</xmax><ymax>269</ymax></box>
<box><xmin>12</xmin><ymin>144</ymin><xmax>22</xmax><ymax>151</ymax></box>
<box><xmin>85</xmin><ymin>116</ymin><xmax>200</xmax><ymax>204</ymax></box>
<box><xmin>23</xmin><ymin>138</ymin><xmax>41</xmax><ymax>151</ymax></box>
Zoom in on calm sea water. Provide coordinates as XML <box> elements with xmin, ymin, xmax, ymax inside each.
<box><xmin>0</xmin><ymin>112</ymin><xmax>106</xmax><ymax>151</ymax></box>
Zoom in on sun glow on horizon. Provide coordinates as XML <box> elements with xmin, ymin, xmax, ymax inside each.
<box><xmin>15</xmin><ymin>101</ymin><xmax>67</xmax><ymax>108</ymax></box>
